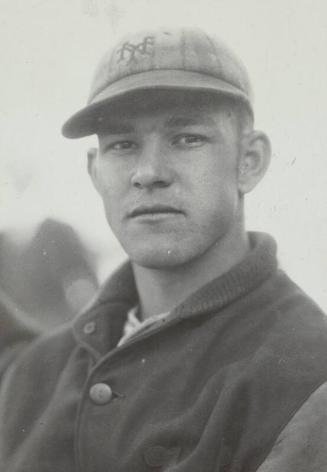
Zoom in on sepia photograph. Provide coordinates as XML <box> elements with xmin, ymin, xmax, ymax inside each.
<box><xmin>0</xmin><ymin>0</ymin><xmax>327</xmax><ymax>470</ymax></box>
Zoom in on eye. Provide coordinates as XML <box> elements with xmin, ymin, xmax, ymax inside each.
<box><xmin>104</xmin><ymin>140</ymin><xmax>137</xmax><ymax>152</ymax></box>
<box><xmin>172</xmin><ymin>134</ymin><xmax>207</xmax><ymax>148</ymax></box>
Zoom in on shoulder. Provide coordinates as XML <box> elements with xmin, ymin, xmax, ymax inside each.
<box><xmin>0</xmin><ymin>321</ymin><xmax>81</xmax><ymax>463</ymax></box>
<box><xmin>221</xmin><ymin>270</ymin><xmax>327</xmax><ymax>470</ymax></box>
<box><xmin>0</xmin><ymin>289</ymin><xmax>41</xmax><ymax>379</ymax></box>
<box><xmin>257</xmin><ymin>269</ymin><xmax>327</xmax><ymax>347</ymax></box>
<box><xmin>248</xmin><ymin>270</ymin><xmax>327</xmax><ymax>392</ymax></box>
<box><xmin>257</xmin><ymin>381</ymin><xmax>327</xmax><ymax>471</ymax></box>
<box><xmin>0</xmin><ymin>321</ymin><xmax>76</xmax><ymax>402</ymax></box>
<box><xmin>229</xmin><ymin>268</ymin><xmax>327</xmax><ymax>381</ymax></box>
<box><xmin>269</xmin><ymin>270</ymin><xmax>327</xmax><ymax>346</ymax></box>
<box><xmin>260</xmin><ymin>268</ymin><xmax>325</xmax><ymax>318</ymax></box>
<box><xmin>9</xmin><ymin>320</ymin><xmax>75</xmax><ymax>370</ymax></box>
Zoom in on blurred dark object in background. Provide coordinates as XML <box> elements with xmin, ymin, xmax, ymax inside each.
<box><xmin>0</xmin><ymin>219</ymin><xmax>99</xmax><ymax>329</ymax></box>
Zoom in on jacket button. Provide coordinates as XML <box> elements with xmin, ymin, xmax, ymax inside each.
<box><xmin>89</xmin><ymin>383</ymin><xmax>113</xmax><ymax>405</ymax></box>
<box><xmin>83</xmin><ymin>321</ymin><xmax>96</xmax><ymax>335</ymax></box>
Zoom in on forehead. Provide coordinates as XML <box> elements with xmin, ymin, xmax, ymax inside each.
<box><xmin>96</xmin><ymin>90</ymin><xmax>239</xmax><ymax>135</ymax></box>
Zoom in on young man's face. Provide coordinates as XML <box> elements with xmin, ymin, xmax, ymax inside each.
<box><xmin>89</xmin><ymin>94</ymin><xmax>246</xmax><ymax>269</ymax></box>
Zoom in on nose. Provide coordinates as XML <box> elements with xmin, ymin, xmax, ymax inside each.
<box><xmin>131</xmin><ymin>138</ymin><xmax>172</xmax><ymax>189</ymax></box>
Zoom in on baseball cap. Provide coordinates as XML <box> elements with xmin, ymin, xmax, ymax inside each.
<box><xmin>62</xmin><ymin>28</ymin><xmax>253</xmax><ymax>139</ymax></box>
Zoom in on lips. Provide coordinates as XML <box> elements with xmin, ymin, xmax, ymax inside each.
<box><xmin>128</xmin><ymin>204</ymin><xmax>183</xmax><ymax>218</ymax></box>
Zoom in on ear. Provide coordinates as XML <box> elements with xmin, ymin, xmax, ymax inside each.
<box><xmin>237</xmin><ymin>130</ymin><xmax>271</xmax><ymax>195</ymax></box>
<box><xmin>87</xmin><ymin>147</ymin><xmax>100</xmax><ymax>191</ymax></box>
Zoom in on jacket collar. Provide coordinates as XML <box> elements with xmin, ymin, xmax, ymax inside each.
<box><xmin>73</xmin><ymin>232</ymin><xmax>277</xmax><ymax>357</ymax></box>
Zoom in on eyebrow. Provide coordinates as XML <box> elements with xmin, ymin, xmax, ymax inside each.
<box><xmin>165</xmin><ymin>115</ymin><xmax>217</xmax><ymax>128</ymax></box>
<box><xmin>97</xmin><ymin>114</ymin><xmax>217</xmax><ymax>136</ymax></box>
<box><xmin>97</xmin><ymin>121</ymin><xmax>135</xmax><ymax>135</ymax></box>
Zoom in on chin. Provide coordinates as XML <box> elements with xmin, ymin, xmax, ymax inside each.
<box><xmin>130</xmin><ymin>251</ymin><xmax>182</xmax><ymax>269</ymax></box>
<box><xmin>124</xmin><ymin>243</ymin><xmax>191</xmax><ymax>269</ymax></box>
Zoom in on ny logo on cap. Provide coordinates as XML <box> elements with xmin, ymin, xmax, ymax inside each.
<box><xmin>117</xmin><ymin>36</ymin><xmax>155</xmax><ymax>64</ymax></box>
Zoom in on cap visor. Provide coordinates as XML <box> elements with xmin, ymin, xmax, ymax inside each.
<box><xmin>62</xmin><ymin>69</ymin><xmax>251</xmax><ymax>139</ymax></box>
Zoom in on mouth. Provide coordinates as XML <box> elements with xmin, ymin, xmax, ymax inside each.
<box><xmin>128</xmin><ymin>204</ymin><xmax>183</xmax><ymax>218</ymax></box>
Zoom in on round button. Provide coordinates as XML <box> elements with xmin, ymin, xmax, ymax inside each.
<box><xmin>83</xmin><ymin>321</ymin><xmax>96</xmax><ymax>335</ymax></box>
<box><xmin>89</xmin><ymin>383</ymin><xmax>113</xmax><ymax>405</ymax></box>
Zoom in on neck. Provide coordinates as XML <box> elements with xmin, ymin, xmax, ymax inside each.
<box><xmin>132</xmin><ymin>228</ymin><xmax>250</xmax><ymax>320</ymax></box>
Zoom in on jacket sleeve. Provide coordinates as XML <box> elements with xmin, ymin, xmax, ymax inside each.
<box><xmin>256</xmin><ymin>381</ymin><xmax>327</xmax><ymax>472</ymax></box>
<box><xmin>0</xmin><ymin>288</ymin><xmax>41</xmax><ymax>379</ymax></box>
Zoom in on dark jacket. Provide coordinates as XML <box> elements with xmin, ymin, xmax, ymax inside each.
<box><xmin>0</xmin><ymin>288</ymin><xmax>40</xmax><ymax>381</ymax></box>
<box><xmin>1</xmin><ymin>233</ymin><xmax>327</xmax><ymax>471</ymax></box>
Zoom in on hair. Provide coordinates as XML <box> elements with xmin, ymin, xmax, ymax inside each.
<box><xmin>209</xmin><ymin>95</ymin><xmax>254</xmax><ymax>137</ymax></box>
<box><xmin>231</xmin><ymin>101</ymin><xmax>254</xmax><ymax>135</ymax></box>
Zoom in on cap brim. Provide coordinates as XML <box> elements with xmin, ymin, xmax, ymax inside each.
<box><xmin>62</xmin><ymin>69</ymin><xmax>252</xmax><ymax>139</ymax></box>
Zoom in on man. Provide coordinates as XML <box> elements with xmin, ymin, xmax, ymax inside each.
<box><xmin>1</xmin><ymin>28</ymin><xmax>327</xmax><ymax>471</ymax></box>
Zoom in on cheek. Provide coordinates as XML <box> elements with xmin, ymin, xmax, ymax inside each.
<box><xmin>189</xmin><ymin>161</ymin><xmax>240</xmax><ymax>230</ymax></box>
<box><xmin>193</xmin><ymin>157</ymin><xmax>238</xmax><ymax>202</ymax></box>
<box><xmin>96</xmin><ymin>174</ymin><xmax>124</xmax><ymax>224</ymax></box>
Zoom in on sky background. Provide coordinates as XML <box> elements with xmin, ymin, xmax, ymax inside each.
<box><xmin>0</xmin><ymin>0</ymin><xmax>326</xmax><ymax>309</ymax></box>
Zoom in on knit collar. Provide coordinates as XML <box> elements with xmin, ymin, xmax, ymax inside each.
<box><xmin>73</xmin><ymin>232</ymin><xmax>277</xmax><ymax>355</ymax></box>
